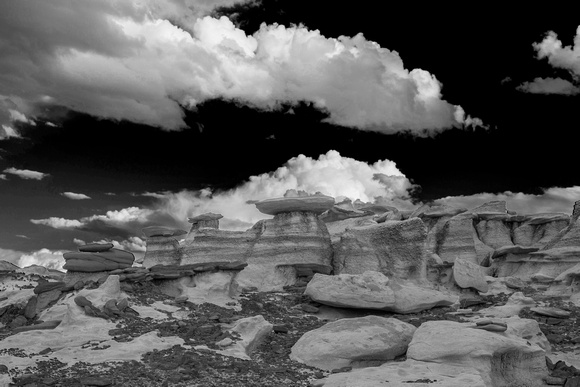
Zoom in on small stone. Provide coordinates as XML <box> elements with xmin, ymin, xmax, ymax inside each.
<box><xmin>473</xmin><ymin>323</ymin><xmax>507</xmax><ymax>332</ymax></box>
<box><xmin>301</xmin><ymin>304</ymin><xmax>319</xmax><ymax>313</ymax></box>
<box><xmin>38</xmin><ymin>347</ymin><xmax>52</xmax><ymax>355</ymax></box>
<box><xmin>9</xmin><ymin>315</ymin><xmax>28</xmax><ymax>329</ymax></box>
<box><xmin>504</xmin><ymin>277</ymin><xmax>526</xmax><ymax>289</ymax></box>
<box><xmin>74</xmin><ymin>280</ymin><xmax>85</xmax><ymax>291</ymax></box>
<box><xmin>531</xmin><ymin>307</ymin><xmax>571</xmax><ymax>318</ymax></box>
<box><xmin>544</xmin><ymin>376</ymin><xmax>566</xmax><ymax>385</ymax></box>
<box><xmin>0</xmin><ymin>364</ymin><xmax>8</xmax><ymax>373</ymax></box>
<box><xmin>331</xmin><ymin>366</ymin><xmax>352</xmax><ymax>374</ymax></box>
<box><xmin>74</xmin><ymin>295</ymin><xmax>93</xmax><ymax>308</ymax></box>
<box><xmin>217</xmin><ymin>337</ymin><xmax>233</xmax><ymax>347</ymax></box>
<box><xmin>273</xmin><ymin>324</ymin><xmax>289</xmax><ymax>333</ymax></box>
<box><xmin>208</xmin><ymin>314</ymin><xmax>220</xmax><ymax>321</ymax></box>
<box><xmin>174</xmin><ymin>296</ymin><xmax>188</xmax><ymax>303</ymax></box>
<box><xmin>117</xmin><ymin>298</ymin><xmax>129</xmax><ymax>311</ymax></box>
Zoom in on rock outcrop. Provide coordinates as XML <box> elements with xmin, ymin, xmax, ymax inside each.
<box><xmin>453</xmin><ymin>257</ymin><xmax>488</xmax><ymax>292</ymax></box>
<box><xmin>290</xmin><ymin>316</ymin><xmax>416</xmax><ymax>370</ymax></box>
<box><xmin>255</xmin><ymin>195</ymin><xmax>334</xmax><ymax>215</ymax></box>
<box><xmin>333</xmin><ymin>218</ymin><xmax>427</xmax><ymax>279</ymax></box>
<box><xmin>188</xmin><ymin>212</ymin><xmax>223</xmax><ymax>231</ymax></box>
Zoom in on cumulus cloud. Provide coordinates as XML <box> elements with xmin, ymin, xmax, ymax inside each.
<box><xmin>0</xmin><ymin>0</ymin><xmax>479</xmax><ymax>135</ymax></box>
<box><xmin>61</xmin><ymin>191</ymin><xmax>92</xmax><ymax>200</ymax></box>
<box><xmin>0</xmin><ymin>247</ymin><xmax>25</xmax><ymax>265</ymax></box>
<box><xmin>0</xmin><ymin>96</ymin><xmax>35</xmax><ymax>140</ymax></box>
<box><xmin>3</xmin><ymin>167</ymin><xmax>49</xmax><ymax>180</ymax></box>
<box><xmin>17</xmin><ymin>248</ymin><xmax>65</xmax><ymax>271</ymax></box>
<box><xmin>434</xmin><ymin>186</ymin><xmax>580</xmax><ymax>215</ymax></box>
<box><xmin>534</xmin><ymin>27</ymin><xmax>580</xmax><ymax>76</ymax></box>
<box><xmin>517</xmin><ymin>77</ymin><xmax>580</xmax><ymax>95</ymax></box>
<box><xmin>30</xmin><ymin>150</ymin><xmax>418</xmax><ymax>234</ymax></box>
<box><xmin>30</xmin><ymin>217</ymin><xmax>83</xmax><ymax>229</ymax></box>
<box><xmin>0</xmin><ymin>174</ymin><xmax>6</xmax><ymax>180</ymax></box>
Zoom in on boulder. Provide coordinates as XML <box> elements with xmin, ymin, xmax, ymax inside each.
<box><xmin>407</xmin><ymin>320</ymin><xmax>549</xmax><ymax>387</ymax></box>
<box><xmin>255</xmin><ymin>195</ymin><xmax>334</xmax><ymax>215</ymax></box>
<box><xmin>290</xmin><ymin>316</ymin><xmax>416</xmax><ymax>370</ymax></box>
<box><xmin>213</xmin><ymin>315</ymin><xmax>273</xmax><ymax>360</ymax></box>
<box><xmin>333</xmin><ymin>218</ymin><xmax>427</xmax><ymax>280</ymax></box>
<box><xmin>305</xmin><ymin>272</ymin><xmax>456</xmax><ymax>314</ymax></box>
<box><xmin>453</xmin><ymin>258</ymin><xmax>488</xmax><ymax>292</ymax></box>
<box><xmin>304</xmin><ymin>271</ymin><xmax>395</xmax><ymax>309</ymax></box>
<box><xmin>63</xmin><ymin>249</ymin><xmax>135</xmax><ymax>272</ymax></box>
<box><xmin>319</xmin><ymin>359</ymin><xmax>485</xmax><ymax>387</ymax></box>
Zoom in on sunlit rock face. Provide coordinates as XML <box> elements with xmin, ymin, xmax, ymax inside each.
<box><xmin>333</xmin><ymin>217</ymin><xmax>428</xmax><ymax>280</ymax></box>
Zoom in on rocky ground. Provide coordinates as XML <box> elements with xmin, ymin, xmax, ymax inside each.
<box><xmin>1</xmin><ymin>276</ymin><xmax>580</xmax><ymax>386</ymax></box>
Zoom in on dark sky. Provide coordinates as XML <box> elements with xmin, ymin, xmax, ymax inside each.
<box><xmin>1</xmin><ymin>1</ymin><xmax>579</xmax><ymax>266</ymax></box>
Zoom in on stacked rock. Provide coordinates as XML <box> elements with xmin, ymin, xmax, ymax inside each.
<box><xmin>63</xmin><ymin>243</ymin><xmax>135</xmax><ymax>272</ymax></box>
<box><xmin>142</xmin><ymin>226</ymin><xmax>187</xmax><ymax>268</ymax></box>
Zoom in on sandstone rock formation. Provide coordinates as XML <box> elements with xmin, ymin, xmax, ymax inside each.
<box><xmin>333</xmin><ymin>218</ymin><xmax>427</xmax><ymax>279</ymax></box>
<box><xmin>188</xmin><ymin>212</ymin><xmax>223</xmax><ymax>231</ymax></box>
<box><xmin>290</xmin><ymin>316</ymin><xmax>416</xmax><ymax>370</ymax></box>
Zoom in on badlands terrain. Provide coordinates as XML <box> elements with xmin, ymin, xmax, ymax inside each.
<box><xmin>1</xmin><ymin>194</ymin><xmax>580</xmax><ymax>386</ymax></box>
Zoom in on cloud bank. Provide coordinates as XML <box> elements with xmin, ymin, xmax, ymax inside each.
<box><xmin>3</xmin><ymin>167</ymin><xmax>49</xmax><ymax>180</ymax></box>
<box><xmin>517</xmin><ymin>77</ymin><xmax>580</xmax><ymax>95</ymax></box>
<box><xmin>30</xmin><ymin>150</ymin><xmax>418</xmax><ymax>234</ymax></box>
<box><xmin>0</xmin><ymin>0</ymin><xmax>479</xmax><ymax>135</ymax></box>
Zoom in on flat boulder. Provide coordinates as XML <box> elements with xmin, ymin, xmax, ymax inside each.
<box><xmin>78</xmin><ymin>243</ymin><xmax>114</xmax><ymax>253</ymax></box>
<box><xmin>531</xmin><ymin>307</ymin><xmax>571</xmax><ymax>318</ymax></box>
<box><xmin>290</xmin><ymin>316</ymin><xmax>416</xmax><ymax>370</ymax></box>
<box><xmin>255</xmin><ymin>195</ymin><xmax>334</xmax><ymax>215</ymax></box>
<box><xmin>453</xmin><ymin>258</ymin><xmax>488</xmax><ymax>293</ymax></box>
<box><xmin>63</xmin><ymin>248</ymin><xmax>135</xmax><ymax>272</ymax></box>
<box><xmin>305</xmin><ymin>271</ymin><xmax>395</xmax><ymax>309</ymax></box>
<box><xmin>319</xmin><ymin>359</ymin><xmax>485</xmax><ymax>387</ymax></box>
<box><xmin>493</xmin><ymin>245</ymin><xmax>539</xmax><ymax>258</ymax></box>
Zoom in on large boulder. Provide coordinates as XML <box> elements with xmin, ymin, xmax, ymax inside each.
<box><xmin>306</xmin><ymin>272</ymin><xmax>457</xmax><ymax>314</ymax></box>
<box><xmin>453</xmin><ymin>257</ymin><xmax>488</xmax><ymax>292</ymax></box>
<box><xmin>290</xmin><ymin>316</ymin><xmax>416</xmax><ymax>370</ymax></box>
<box><xmin>407</xmin><ymin>320</ymin><xmax>548</xmax><ymax>387</ymax></box>
<box><xmin>63</xmin><ymin>248</ymin><xmax>135</xmax><ymax>272</ymax></box>
<box><xmin>255</xmin><ymin>195</ymin><xmax>334</xmax><ymax>215</ymax></box>
<box><xmin>333</xmin><ymin>218</ymin><xmax>428</xmax><ymax>280</ymax></box>
<box><xmin>305</xmin><ymin>271</ymin><xmax>395</xmax><ymax>309</ymax></box>
<box><xmin>317</xmin><ymin>359</ymin><xmax>485</xmax><ymax>387</ymax></box>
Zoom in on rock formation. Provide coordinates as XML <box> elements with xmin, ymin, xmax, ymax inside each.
<box><xmin>255</xmin><ymin>195</ymin><xmax>334</xmax><ymax>215</ymax></box>
<box><xmin>63</xmin><ymin>245</ymin><xmax>135</xmax><ymax>272</ymax></box>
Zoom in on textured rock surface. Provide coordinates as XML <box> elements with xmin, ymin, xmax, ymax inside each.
<box><xmin>388</xmin><ymin>279</ymin><xmax>457</xmax><ymax>313</ymax></box>
<box><xmin>437</xmin><ymin>213</ymin><xmax>478</xmax><ymax>263</ymax></box>
<box><xmin>188</xmin><ymin>212</ymin><xmax>223</xmax><ymax>231</ymax></box>
<box><xmin>453</xmin><ymin>257</ymin><xmax>488</xmax><ymax>292</ymax></box>
<box><xmin>470</xmin><ymin>200</ymin><xmax>508</xmax><ymax>214</ymax></box>
<box><xmin>319</xmin><ymin>359</ymin><xmax>485</xmax><ymax>387</ymax></box>
<box><xmin>290</xmin><ymin>316</ymin><xmax>416</xmax><ymax>370</ymax></box>
<box><xmin>543</xmin><ymin>201</ymin><xmax>580</xmax><ymax>250</ymax></box>
<box><xmin>142</xmin><ymin>236</ymin><xmax>182</xmax><ymax>268</ymax></box>
<box><xmin>304</xmin><ymin>271</ymin><xmax>395</xmax><ymax>309</ymax></box>
<box><xmin>512</xmin><ymin>215</ymin><xmax>569</xmax><ymax>248</ymax></box>
<box><xmin>407</xmin><ymin>320</ymin><xmax>548</xmax><ymax>387</ymax></box>
<box><xmin>213</xmin><ymin>315</ymin><xmax>273</xmax><ymax>360</ymax></box>
<box><xmin>180</xmin><ymin>228</ymin><xmax>256</xmax><ymax>265</ymax></box>
<box><xmin>255</xmin><ymin>195</ymin><xmax>334</xmax><ymax>215</ymax></box>
<box><xmin>475</xmin><ymin>218</ymin><xmax>514</xmax><ymax>249</ymax></box>
<box><xmin>333</xmin><ymin>218</ymin><xmax>427</xmax><ymax>280</ymax></box>
<box><xmin>493</xmin><ymin>244</ymin><xmax>539</xmax><ymax>258</ymax></box>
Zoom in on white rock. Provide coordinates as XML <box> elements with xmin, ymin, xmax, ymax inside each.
<box><xmin>290</xmin><ymin>316</ymin><xmax>416</xmax><ymax>370</ymax></box>
<box><xmin>453</xmin><ymin>258</ymin><xmax>489</xmax><ymax>292</ymax></box>
<box><xmin>214</xmin><ymin>315</ymin><xmax>273</xmax><ymax>360</ymax></box>
<box><xmin>304</xmin><ymin>271</ymin><xmax>395</xmax><ymax>309</ymax></box>
<box><xmin>320</xmin><ymin>359</ymin><xmax>486</xmax><ymax>387</ymax></box>
<box><xmin>407</xmin><ymin>320</ymin><xmax>548</xmax><ymax>387</ymax></box>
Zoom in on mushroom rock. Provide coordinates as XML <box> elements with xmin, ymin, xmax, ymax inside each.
<box><xmin>333</xmin><ymin>218</ymin><xmax>428</xmax><ymax>280</ymax></box>
<box><xmin>63</xmin><ymin>248</ymin><xmax>135</xmax><ymax>272</ymax></box>
<box><xmin>407</xmin><ymin>320</ymin><xmax>548</xmax><ymax>387</ymax></box>
<box><xmin>255</xmin><ymin>195</ymin><xmax>335</xmax><ymax>215</ymax></box>
<box><xmin>236</xmin><ymin>211</ymin><xmax>333</xmax><ymax>291</ymax></box>
<box><xmin>188</xmin><ymin>212</ymin><xmax>223</xmax><ymax>231</ymax></box>
<box><xmin>142</xmin><ymin>226</ymin><xmax>187</xmax><ymax>238</ymax></box>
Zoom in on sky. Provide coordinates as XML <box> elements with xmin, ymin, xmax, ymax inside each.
<box><xmin>1</xmin><ymin>1</ymin><xmax>580</xmax><ymax>269</ymax></box>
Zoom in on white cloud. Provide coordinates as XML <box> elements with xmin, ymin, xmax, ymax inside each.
<box><xmin>0</xmin><ymin>1</ymin><xmax>479</xmax><ymax>135</ymax></box>
<box><xmin>3</xmin><ymin>167</ymin><xmax>49</xmax><ymax>180</ymax></box>
<box><xmin>0</xmin><ymin>96</ymin><xmax>35</xmax><ymax>140</ymax></box>
<box><xmin>61</xmin><ymin>191</ymin><xmax>92</xmax><ymax>200</ymax></box>
<box><xmin>0</xmin><ymin>247</ymin><xmax>25</xmax><ymax>265</ymax></box>
<box><xmin>1</xmin><ymin>125</ymin><xmax>22</xmax><ymax>140</ymax></box>
<box><xmin>30</xmin><ymin>217</ymin><xmax>83</xmax><ymax>229</ymax></box>
<box><xmin>0</xmin><ymin>174</ymin><xmax>6</xmax><ymax>180</ymax></box>
<box><xmin>17</xmin><ymin>248</ymin><xmax>65</xmax><ymax>271</ymax></box>
<box><xmin>434</xmin><ymin>186</ymin><xmax>580</xmax><ymax>215</ymax></box>
<box><xmin>534</xmin><ymin>27</ymin><xmax>580</xmax><ymax>76</ymax></box>
<box><xmin>517</xmin><ymin>77</ymin><xmax>580</xmax><ymax>95</ymax></box>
